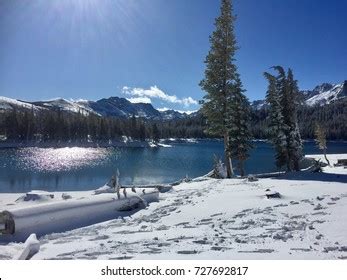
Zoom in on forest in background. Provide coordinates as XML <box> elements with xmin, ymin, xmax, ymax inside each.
<box><xmin>0</xmin><ymin>98</ymin><xmax>345</xmax><ymax>143</ymax></box>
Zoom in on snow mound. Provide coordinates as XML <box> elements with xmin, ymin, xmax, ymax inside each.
<box><xmin>16</xmin><ymin>234</ymin><xmax>40</xmax><ymax>260</ymax></box>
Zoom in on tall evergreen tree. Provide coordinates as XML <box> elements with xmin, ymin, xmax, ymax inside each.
<box><xmin>264</xmin><ymin>72</ymin><xmax>288</xmax><ymax>169</ymax></box>
<box><xmin>200</xmin><ymin>0</ymin><xmax>238</xmax><ymax>177</ymax></box>
<box><xmin>264</xmin><ymin>67</ymin><xmax>303</xmax><ymax>171</ymax></box>
<box><xmin>285</xmin><ymin>68</ymin><xmax>303</xmax><ymax>171</ymax></box>
<box><xmin>226</xmin><ymin>74</ymin><xmax>253</xmax><ymax>176</ymax></box>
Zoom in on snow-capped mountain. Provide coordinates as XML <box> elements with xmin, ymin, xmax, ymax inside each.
<box><xmin>0</xmin><ymin>96</ymin><xmax>42</xmax><ymax>112</ymax></box>
<box><xmin>250</xmin><ymin>99</ymin><xmax>268</xmax><ymax>110</ymax></box>
<box><xmin>251</xmin><ymin>80</ymin><xmax>347</xmax><ymax>109</ymax></box>
<box><xmin>159</xmin><ymin>109</ymin><xmax>193</xmax><ymax>120</ymax></box>
<box><xmin>0</xmin><ymin>96</ymin><xmax>195</xmax><ymax>120</ymax></box>
<box><xmin>88</xmin><ymin>97</ymin><xmax>163</xmax><ymax>119</ymax></box>
<box><xmin>303</xmin><ymin>81</ymin><xmax>347</xmax><ymax>106</ymax></box>
<box><xmin>32</xmin><ymin>98</ymin><xmax>97</xmax><ymax>116</ymax></box>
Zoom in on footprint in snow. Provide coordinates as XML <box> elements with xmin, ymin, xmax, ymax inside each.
<box><xmin>290</xmin><ymin>248</ymin><xmax>312</xmax><ymax>252</ymax></box>
<box><xmin>174</xmin><ymin>222</ymin><xmax>190</xmax><ymax>227</ymax></box>
<box><xmin>211</xmin><ymin>246</ymin><xmax>232</xmax><ymax>251</ymax></box>
<box><xmin>193</xmin><ymin>239</ymin><xmax>212</xmax><ymax>245</ymax></box>
<box><xmin>57</xmin><ymin>249</ymin><xmax>87</xmax><ymax>257</ymax></box>
<box><xmin>88</xmin><ymin>235</ymin><xmax>109</xmax><ymax>241</ymax></box>
<box><xmin>313</xmin><ymin>204</ymin><xmax>326</xmax><ymax>211</ymax></box>
<box><xmin>177</xmin><ymin>250</ymin><xmax>200</xmax><ymax>255</ymax></box>
<box><xmin>156</xmin><ymin>225</ymin><xmax>170</xmax><ymax>231</ymax></box>
<box><xmin>273</xmin><ymin>203</ymin><xmax>288</xmax><ymax>208</ymax></box>
<box><xmin>315</xmin><ymin>234</ymin><xmax>324</xmax><ymax>240</ymax></box>
<box><xmin>110</xmin><ymin>256</ymin><xmax>133</xmax><ymax>260</ymax></box>
<box><xmin>311</xmin><ymin>211</ymin><xmax>328</xmax><ymax>216</ymax></box>
<box><xmin>238</xmin><ymin>249</ymin><xmax>275</xmax><ymax>254</ymax></box>
<box><xmin>210</xmin><ymin>212</ymin><xmax>224</xmax><ymax>217</ymax></box>
<box><xmin>290</xmin><ymin>201</ymin><xmax>300</xmax><ymax>205</ymax></box>
<box><xmin>323</xmin><ymin>247</ymin><xmax>339</xmax><ymax>253</ymax></box>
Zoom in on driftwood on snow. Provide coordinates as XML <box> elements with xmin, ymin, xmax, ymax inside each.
<box><xmin>123</xmin><ymin>177</ymin><xmax>192</xmax><ymax>193</ymax></box>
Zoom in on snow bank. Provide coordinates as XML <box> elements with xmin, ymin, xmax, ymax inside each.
<box><xmin>16</xmin><ymin>234</ymin><xmax>40</xmax><ymax>260</ymax></box>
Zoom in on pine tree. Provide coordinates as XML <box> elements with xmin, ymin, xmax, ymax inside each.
<box><xmin>226</xmin><ymin>74</ymin><xmax>253</xmax><ymax>176</ymax></box>
<box><xmin>264</xmin><ymin>72</ymin><xmax>288</xmax><ymax>169</ymax></box>
<box><xmin>200</xmin><ymin>0</ymin><xmax>238</xmax><ymax>178</ymax></box>
<box><xmin>285</xmin><ymin>68</ymin><xmax>303</xmax><ymax>171</ymax></box>
<box><xmin>265</xmin><ymin>67</ymin><xmax>303</xmax><ymax>171</ymax></box>
<box><xmin>314</xmin><ymin>123</ymin><xmax>330</xmax><ymax>165</ymax></box>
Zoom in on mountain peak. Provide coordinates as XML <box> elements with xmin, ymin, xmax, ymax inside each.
<box><xmin>251</xmin><ymin>80</ymin><xmax>346</xmax><ymax>110</ymax></box>
<box><xmin>303</xmin><ymin>81</ymin><xmax>345</xmax><ymax>106</ymax></box>
<box><xmin>312</xmin><ymin>83</ymin><xmax>334</xmax><ymax>93</ymax></box>
<box><xmin>0</xmin><ymin>95</ymin><xmax>194</xmax><ymax>120</ymax></box>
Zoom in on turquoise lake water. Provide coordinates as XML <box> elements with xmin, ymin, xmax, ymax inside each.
<box><xmin>0</xmin><ymin>140</ymin><xmax>346</xmax><ymax>193</ymax></box>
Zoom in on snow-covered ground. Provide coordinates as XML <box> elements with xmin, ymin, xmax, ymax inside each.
<box><xmin>1</xmin><ymin>154</ymin><xmax>347</xmax><ymax>260</ymax></box>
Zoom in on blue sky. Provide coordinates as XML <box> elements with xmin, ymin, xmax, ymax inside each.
<box><xmin>0</xmin><ymin>0</ymin><xmax>346</xmax><ymax>112</ymax></box>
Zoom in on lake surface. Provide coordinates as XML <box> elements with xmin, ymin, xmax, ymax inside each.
<box><xmin>0</xmin><ymin>140</ymin><xmax>346</xmax><ymax>193</ymax></box>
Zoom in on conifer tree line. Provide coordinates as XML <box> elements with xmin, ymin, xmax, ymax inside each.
<box><xmin>0</xmin><ymin>109</ymin><xmax>206</xmax><ymax>142</ymax></box>
<box><xmin>264</xmin><ymin>67</ymin><xmax>303</xmax><ymax>171</ymax></box>
<box><xmin>249</xmin><ymin>99</ymin><xmax>347</xmax><ymax>140</ymax></box>
<box><xmin>0</xmin><ymin>101</ymin><xmax>344</xmax><ymax>144</ymax></box>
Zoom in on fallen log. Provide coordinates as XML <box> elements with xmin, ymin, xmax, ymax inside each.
<box><xmin>0</xmin><ymin>190</ymin><xmax>159</xmax><ymax>242</ymax></box>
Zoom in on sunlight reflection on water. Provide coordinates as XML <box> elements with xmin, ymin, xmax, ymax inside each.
<box><xmin>0</xmin><ymin>141</ymin><xmax>345</xmax><ymax>193</ymax></box>
<box><xmin>17</xmin><ymin>147</ymin><xmax>111</xmax><ymax>172</ymax></box>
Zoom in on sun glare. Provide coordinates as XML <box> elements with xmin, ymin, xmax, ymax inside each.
<box><xmin>25</xmin><ymin>0</ymin><xmax>143</xmax><ymax>47</ymax></box>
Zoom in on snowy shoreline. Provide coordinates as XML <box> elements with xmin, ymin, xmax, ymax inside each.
<box><xmin>1</xmin><ymin>138</ymin><xmax>345</xmax><ymax>149</ymax></box>
<box><xmin>0</xmin><ymin>138</ymin><xmax>211</xmax><ymax>149</ymax></box>
<box><xmin>0</xmin><ymin>140</ymin><xmax>163</xmax><ymax>149</ymax></box>
<box><xmin>0</xmin><ymin>154</ymin><xmax>347</xmax><ymax>260</ymax></box>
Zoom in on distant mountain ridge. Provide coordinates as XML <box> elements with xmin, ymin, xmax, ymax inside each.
<box><xmin>1</xmin><ymin>80</ymin><xmax>345</xmax><ymax>119</ymax></box>
<box><xmin>251</xmin><ymin>80</ymin><xmax>347</xmax><ymax>109</ymax></box>
<box><xmin>0</xmin><ymin>96</ymin><xmax>196</xmax><ymax>120</ymax></box>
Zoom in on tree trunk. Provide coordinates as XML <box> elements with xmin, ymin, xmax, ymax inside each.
<box><xmin>223</xmin><ymin>132</ymin><xmax>234</xmax><ymax>178</ymax></box>
<box><xmin>293</xmin><ymin>157</ymin><xmax>300</xmax><ymax>171</ymax></box>
<box><xmin>323</xmin><ymin>148</ymin><xmax>330</xmax><ymax>166</ymax></box>
<box><xmin>239</xmin><ymin>159</ymin><xmax>245</xmax><ymax>177</ymax></box>
<box><xmin>286</xmin><ymin>150</ymin><xmax>292</xmax><ymax>172</ymax></box>
<box><xmin>286</xmin><ymin>160</ymin><xmax>291</xmax><ymax>172</ymax></box>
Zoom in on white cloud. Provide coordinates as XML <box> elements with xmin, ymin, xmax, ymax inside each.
<box><xmin>127</xmin><ymin>97</ymin><xmax>151</xmax><ymax>104</ymax></box>
<box><xmin>181</xmin><ymin>97</ymin><xmax>198</xmax><ymax>107</ymax></box>
<box><xmin>157</xmin><ymin>107</ymin><xmax>170</xmax><ymax>112</ymax></box>
<box><xmin>122</xmin><ymin>85</ymin><xmax>198</xmax><ymax>107</ymax></box>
